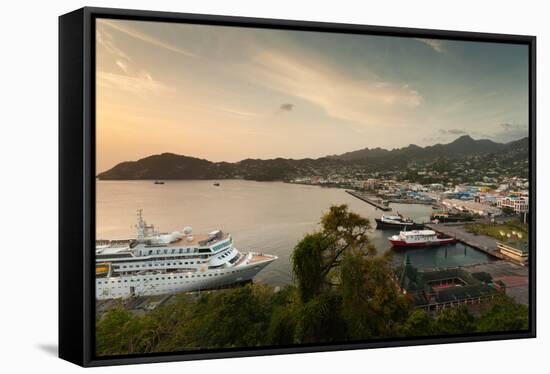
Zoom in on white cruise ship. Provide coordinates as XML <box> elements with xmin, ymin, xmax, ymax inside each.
<box><xmin>95</xmin><ymin>210</ymin><xmax>277</xmax><ymax>300</ymax></box>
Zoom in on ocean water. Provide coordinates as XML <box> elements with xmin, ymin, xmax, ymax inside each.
<box><xmin>96</xmin><ymin>180</ymin><xmax>494</xmax><ymax>285</ymax></box>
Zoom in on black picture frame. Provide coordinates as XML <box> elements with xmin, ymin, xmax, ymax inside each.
<box><xmin>59</xmin><ymin>6</ymin><xmax>536</xmax><ymax>367</ymax></box>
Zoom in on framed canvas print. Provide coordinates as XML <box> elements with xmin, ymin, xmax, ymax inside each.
<box><xmin>59</xmin><ymin>7</ymin><xmax>536</xmax><ymax>367</ymax></box>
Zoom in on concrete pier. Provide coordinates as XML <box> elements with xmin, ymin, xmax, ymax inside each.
<box><xmin>346</xmin><ymin>190</ymin><xmax>392</xmax><ymax>211</ymax></box>
<box><xmin>424</xmin><ymin>222</ymin><xmax>521</xmax><ymax>263</ymax></box>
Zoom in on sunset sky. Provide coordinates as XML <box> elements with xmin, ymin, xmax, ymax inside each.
<box><xmin>96</xmin><ymin>19</ymin><xmax>529</xmax><ymax>173</ymax></box>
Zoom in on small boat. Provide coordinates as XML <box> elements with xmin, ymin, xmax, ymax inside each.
<box><xmin>154</xmin><ymin>181</ymin><xmax>165</xmax><ymax>185</ymax></box>
<box><xmin>375</xmin><ymin>213</ymin><xmax>423</xmax><ymax>230</ymax></box>
<box><xmin>213</xmin><ymin>182</ymin><xmax>220</xmax><ymax>186</ymax></box>
<box><xmin>389</xmin><ymin>229</ymin><xmax>456</xmax><ymax>247</ymax></box>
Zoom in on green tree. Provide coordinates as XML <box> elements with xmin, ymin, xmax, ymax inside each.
<box><xmin>292</xmin><ymin>204</ymin><xmax>370</xmax><ymax>302</ymax></box>
<box><xmin>292</xmin><ymin>232</ymin><xmax>332</xmax><ymax>302</ymax></box>
<box><xmin>183</xmin><ymin>284</ymin><xmax>273</xmax><ymax>349</ymax></box>
<box><xmin>266</xmin><ymin>286</ymin><xmax>299</xmax><ymax>345</ymax></box>
<box><xmin>340</xmin><ymin>248</ymin><xmax>412</xmax><ymax>338</ymax></box>
<box><xmin>267</xmin><ymin>306</ymin><xmax>297</xmax><ymax>345</ymax></box>
<box><xmin>144</xmin><ymin>294</ymin><xmax>196</xmax><ymax>353</ymax></box>
<box><xmin>501</xmin><ymin>206</ymin><xmax>516</xmax><ymax>215</ymax></box>
<box><xmin>294</xmin><ymin>292</ymin><xmax>346</xmax><ymax>344</ymax></box>
<box><xmin>399</xmin><ymin>309</ymin><xmax>436</xmax><ymax>337</ymax></box>
<box><xmin>434</xmin><ymin>306</ymin><xmax>475</xmax><ymax>335</ymax></box>
<box><xmin>475</xmin><ymin>296</ymin><xmax>529</xmax><ymax>332</ymax></box>
<box><xmin>96</xmin><ymin>307</ymin><xmax>147</xmax><ymax>355</ymax></box>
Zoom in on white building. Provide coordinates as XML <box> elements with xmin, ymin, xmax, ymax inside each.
<box><xmin>497</xmin><ymin>196</ymin><xmax>529</xmax><ymax>213</ymax></box>
<box><xmin>442</xmin><ymin>199</ymin><xmax>502</xmax><ymax>216</ymax></box>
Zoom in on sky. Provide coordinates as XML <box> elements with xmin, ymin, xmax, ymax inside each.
<box><xmin>96</xmin><ymin>19</ymin><xmax>529</xmax><ymax>173</ymax></box>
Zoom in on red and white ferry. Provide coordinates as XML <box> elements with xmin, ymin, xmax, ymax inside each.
<box><xmin>388</xmin><ymin>229</ymin><xmax>456</xmax><ymax>247</ymax></box>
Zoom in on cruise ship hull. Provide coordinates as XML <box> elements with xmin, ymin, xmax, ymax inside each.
<box><xmin>96</xmin><ymin>254</ymin><xmax>276</xmax><ymax>300</ymax></box>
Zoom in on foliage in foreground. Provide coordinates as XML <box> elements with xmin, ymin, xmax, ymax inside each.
<box><xmin>96</xmin><ymin>205</ymin><xmax>529</xmax><ymax>356</ymax></box>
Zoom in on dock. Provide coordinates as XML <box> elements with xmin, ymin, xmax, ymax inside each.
<box><xmin>388</xmin><ymin>198</ymin><xmax>433</xmax><ymax>205</ymax></box>
<box><xmin>346</xmin><ymin>190</ymin><xmax>392</xmax><ymax>211</ymax></box>
<box><xmin>424</xmin><ymin>222</ymin><xmax>520</xmax><ymax>263</ymax></box>
<box><xmin>96</xmin><ymin>294</ymin><xmax>176</xmax><ymax>317</ymax></box>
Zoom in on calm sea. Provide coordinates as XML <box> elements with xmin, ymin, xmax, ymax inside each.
<box><xmin>96</xmin><ymin>180</ymin><xmax>494</xmax><ymax>286</ymax></box>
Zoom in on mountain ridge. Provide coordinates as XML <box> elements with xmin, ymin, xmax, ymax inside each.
<box><xmin>97</xmin><ymin>136</ymin><xmax>528</xmax><ymax>181</ymax></box>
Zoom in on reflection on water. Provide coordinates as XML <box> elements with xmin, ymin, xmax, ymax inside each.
<box><xmin>96</xmin><ymin>180</ymin><xmax>494</xmax><ymax>285</ymax></box>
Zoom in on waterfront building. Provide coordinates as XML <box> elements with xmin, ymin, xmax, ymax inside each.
<box><xmin>395</xmin><ymin>258</ymin><xmax>499</xmax><ymax>311</ymax></box>
<box><xmin>497</xmin><ymin>241</ymin><xmax>529</xmax><ymax>263</ymax></box>
<box><xmin>441</xmin><ymin>199</ymin><xmax>502</xmax><ymax>216</ymax></box>
<box><xmin>363</xmin><ymin>178</ymin><xmax>380</xmax><ymax>190</ymax></box>
<box><xmin>497</xmin><ymin>196</ymin><xmax>529</xmax><ymax>213</ymax></box>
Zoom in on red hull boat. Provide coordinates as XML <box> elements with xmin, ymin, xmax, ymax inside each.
<box><xmin>389</xmin><ymin>229</ymin><xmax>456</xmax><ymax>247</ymax></box>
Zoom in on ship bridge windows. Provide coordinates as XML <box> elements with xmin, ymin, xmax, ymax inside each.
<box><xmin>212</xmin><ymin>240</ymin><xmax>230</xmax><ymax>252</ymax></box>
<box><xmin>199</xmin><ymin>248</ymin><xmax>212</xmax><ymax>254</ymax></box>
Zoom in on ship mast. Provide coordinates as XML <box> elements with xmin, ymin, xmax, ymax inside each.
<box><xmin>136</xmin><ymin>209</ymin><xmax>146</xmax><ymax>241</ymax></box>
<box><xmin>135</xmin><ymin>209</ymin><xmax>158</xmax><ymax>241</ymax></box>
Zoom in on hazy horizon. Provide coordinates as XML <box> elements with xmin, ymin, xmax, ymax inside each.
<box><xmin>98</xmin><ymin>133</ymin><xmax>528</xmax><ymax>173</ymax></box>
<box><xmin>96</xmin><ymin>19</ymin><xmax>529</xmax><ymax>172</ymax></box>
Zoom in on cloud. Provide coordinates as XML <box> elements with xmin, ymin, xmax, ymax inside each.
<box><xmin>97</xmin><ymin>22</ymin><xmax>175</xmax><ymax>98</ymax></box>
<box><xmin>99</xmin><ymin>19</ymin><xmax>197</xmax><ymax>58</ymax></box>
<box><xmin>97</xmin><ymin>71</ymin><xmax>172</xmax><ymax>96</ymax></box>
<box><xmin>248</xmin><ymin>48</ymin><xmax>422</xmax><ymax>127</ymax></box>
<box><xmin>501</xmin><ymin>123</ymin><xmax>521</xmax><ymax>131</ymax></box>
<box><xmin>423</xmin><ymin>129</ymin><xmax>468</xmax><ymax>144</ymax></box>
<box><xmin>439</xmin><ymin>128</ymin><xmax>466</xmax><ymax>135</ymax></box>
<box><xmin>280</xmin><ymin>103</ymin><xmax>294</xmax><ymax>111</ymax></box>
<box><xmin>97</xmin><ymin>28</ymin><xmax>131</xmax><ymax>61</ymax></box>
<box><xmin>115</xmin><ymin>60</ymin><xmax>129</xmax><ymax>73</ymax></box>
<box><xmin>209</xmin><ymin>105</ymin><xmax>259</xmax><ymax>118</ymax></box>
<box><xmin>415</xmin><ymin>38</ymin><xmax>446</xmax><ymax>53</ymax></box>
<box><xmin>490</xmin><ymin>123</ymin><xmax>528</xmax><ymax>142</ymax></box>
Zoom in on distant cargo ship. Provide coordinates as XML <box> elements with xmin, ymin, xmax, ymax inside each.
<box><xmin>389</xmin><ymin>229</ymin><xmax>456</xmax><ymax>247</ymax></box>
<box><xmin>375</xmin><ymin>214</ymin><xmax>424</xmax><ymax>230</ymax></box>
<box><xmin>95</xmin><ymin>210</ymin><xmax>277</xmax><ymax>299</ymax></box>
<box><xmin>154</xmin><ymin>181</ymin><xmax>165</xmax><ymax>185</ymax></box>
